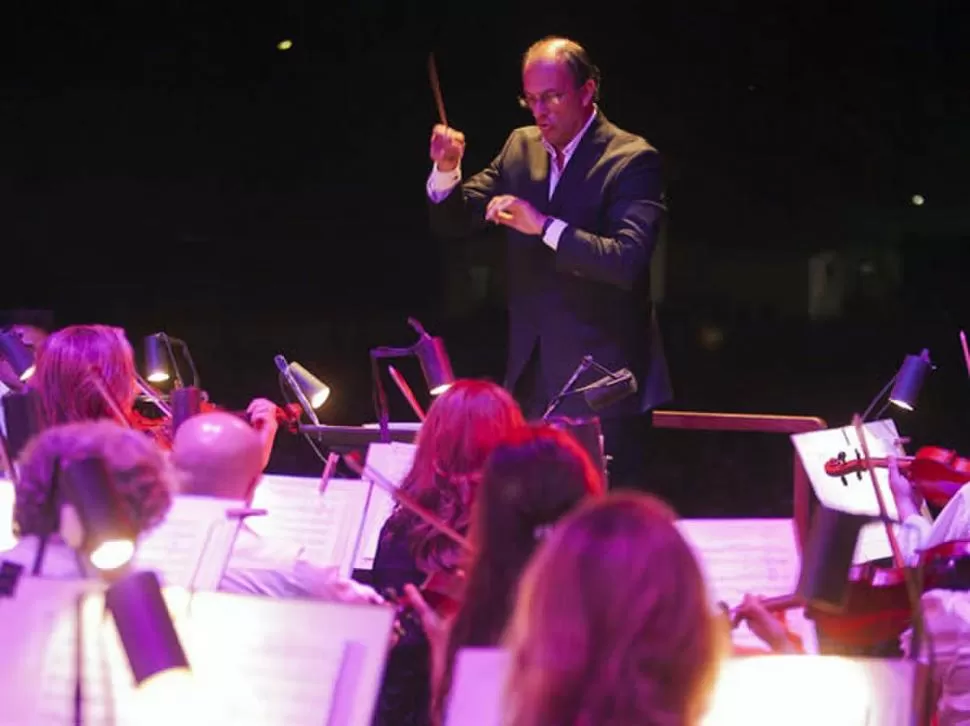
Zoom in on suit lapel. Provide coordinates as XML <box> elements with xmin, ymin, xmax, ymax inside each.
<box><xmin>523</xmin><ymin>133</ymin><xmax>551</xmax><ymax>212</ymax></box>
<box><xmin>548</xmin><ymin>113</ymin><xmax>609</xmax><ymax>215</ymax></box>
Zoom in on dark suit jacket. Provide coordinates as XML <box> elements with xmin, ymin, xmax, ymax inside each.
<box><xmin>429</xmin><ymin>112</ymin><xmax>672</xmax><ymax>418</ymax></box>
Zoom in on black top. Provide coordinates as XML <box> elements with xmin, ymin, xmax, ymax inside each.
<box><xmin>369</xmin><ymin>523</ymin><xmax>432</xmax><ymax>726</ymax></box>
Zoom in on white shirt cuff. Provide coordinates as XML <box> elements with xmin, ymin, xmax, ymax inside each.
<box><xmin>542</xmin><ymin>218</ymin><xmax>568</xmax><ymax>250</ymax></box>
<box><xmin>899</xmin><ymin>512</ymin><xmax>934</xmax><ymax>566</ymax></box>
<box><xmin>427</xmin><ymin>164</ymin><xmax>461</xmax><ymax>203</ymax></box>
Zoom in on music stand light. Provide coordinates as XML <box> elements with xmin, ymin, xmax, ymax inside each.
<box><xmin>861</xmin><ymin>348</ymin><xmax>934</xmax><ymax>421</ymax></box>
<box><xmin>889</xmin><ymin>349</ymin><xmax>933</xmax><ymax>411</ymax></box>
<box><xmin>287</xmin><ymin>362</ymin><xmax>331</xmax><ymax>410</ymax></box>
<box><xmin>105</xmin><ymin>570</ymin><xmax>191</xmax><ymax>686</ymax></box>
<box><xmin>0</xmin><ymin>332</ymin><xmax>36</xmax><ymax>382</ymax></box>
<box><xmin>60</xmin><ymin>456</ymin><xmax>137</xmax><ymax>572</ymax></box>
<box><xmin>143</xmin><ymin>332</ymin><xmax>200</xmax><ymax>389</ymax></box>
<box><xmin>370</xmin><ymin>318</ymin><xmax>456</xmax><ymax>442</ymax></box>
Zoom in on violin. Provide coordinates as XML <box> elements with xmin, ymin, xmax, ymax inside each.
<box><xmin>342</xmin><ymin>453</ymin><xmax>471</xmax><ymax>619</ymax></box>
<box><xmin>824</xmin><ymin>446</ymin><xmax>970</xmax><ymax>507</ymax></box>
<box><xmin>726</xmin><ymin>539</ymin><xmax>970</xmax><ymax>649</ymax></box>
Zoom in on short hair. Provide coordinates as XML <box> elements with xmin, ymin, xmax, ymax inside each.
<box><xmin>15</xmin><ymin>420</ymin><xmax>176</xmax><ymax>537</ymax></box>
<box><xmin>523</xmin><ymin>36</ymin><xmax>601</xmax><ymax>102</ymax></box>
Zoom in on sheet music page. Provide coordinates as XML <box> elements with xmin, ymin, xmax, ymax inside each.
<box><xmin>0</xmin><ymin>477</ymin><xmax>16</xmax><ymax>552</ymax></box>
<box><xmin>677</xmin><ymin>518</ymin><xmax>815</xmax><ymax>652</ymax></box>
<box><xmin>246</xmin><ymin>474</ymin><xmax>370</xmax><ymax>577</ymax></box>
<box><xmin>26</xmin><ymin>585</ymin><xmax>395</xmax><ymax>726</ymax></box>
<box><xmin>0</xmin><ymin>579</ymin><xmax>92</xmax><ymax>726</ymax></box>
<box><xmin>444</xmin><ymin>648</ymin><xmax>509</xmax><ymax>726</ymax></box>
<box><xmin>132</xmin><ymin>494</ymin><xmax>244</xmax><ymax>590</ymax></box>
<box><xmin>355</xmin><ymin>442</ymin><xmax>417</xmax><ymax>570</ymax></box>
<box><xmin>792</xmin><ymin>419</ymin><xmax>909</xmax><ymax>563</ymax></box>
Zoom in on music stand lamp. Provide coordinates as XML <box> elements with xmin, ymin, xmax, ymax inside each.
<box><xmin>144</xmin><ymin>332</ymin><xmax>200</xmax><ymax>389</ymax></box>
<box><xmin>370</xmin><ymin>318</ymin><xmax>455</xmax><ymax>444</ymax></box>
<box><xmin>0</xmin><ymin>331</ymin><xmax>36</xmax><ymax>383</ymax></box>
<box><xmin>861</xmin><ymin>349</ymin><xmax>933</xmax><ymax>422</ymax></box>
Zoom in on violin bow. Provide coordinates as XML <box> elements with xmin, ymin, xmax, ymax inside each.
<box><xmin>387</xmin><ymin>365</ymin><xmax>426</xmax><ymax>421</ymax></box>
<box><xmin>852</xmin><ymin>414</ymin><xmax>906</xmax><ymax>568</ymax></box>
<box><xmin>342</xmin><ymin>453</ymin><xmax>471</xmax><ymax>552</ymax></box>
<box><xmin>86</xmin><ymin>365</ymin><xmax>134</xmax><ymax>429</ymax></box>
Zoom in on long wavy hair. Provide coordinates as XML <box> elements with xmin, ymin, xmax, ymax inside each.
<box><xmin>15</xmin><ymin>420</ymin><xmax>175</xmax><ymax>537</ymax></box>
<box><xmin>384</xmin><ymin>379</ymin><xmax>524</xmax><ymax>573</ymax></box>
<box><xmin>434</xmin><ymin>424</ymin><xmax>604</xmax><ymax>722</ymax></box>
<box><xmin>503</xmin><ymin>493</ymin><xmax>726</xmax><ymax>726</ymax></box>
<box><xmin>32</xmin><ymin>324</ymin><xmax>136</xmax><ymax>425</ymax></box>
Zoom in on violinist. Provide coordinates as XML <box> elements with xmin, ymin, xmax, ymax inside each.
<box><xmin>31</xmin><ymin>324</ymin><xmax>281</xmax><ymax>465</ymax></box>
<box><xmin>404</xmin><ymin>424</ymin><xmax>605</xmax><ymax>725</ymax></box>
<box><xmin>370</xmin><ymin>379</ymin><xmax>525</xmax><ymax>726</ymax></box>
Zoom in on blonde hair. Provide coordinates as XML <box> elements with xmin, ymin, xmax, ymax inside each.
<box><xmin>503</xmin><ymin>493</ymin><xmax>725</xmax><ymax>726</ymax></box>
<box><xmin>15</xmin><ymin>420</ymin><xmax>175</xmax><ymax>537</ymax></box>
<box><xmin>33</xmin><ymin>324</ymin><xmax>136</xmax><ymax>425</ymax></box>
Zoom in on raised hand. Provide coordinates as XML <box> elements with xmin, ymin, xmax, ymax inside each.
<box><xmin>430</xmin><ymin>124</ymin><xmax>465</xmax><ymax>172</ymax></box>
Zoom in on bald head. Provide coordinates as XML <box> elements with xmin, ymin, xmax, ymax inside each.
<box><xmin>172</xmin><ymin>412</ymin><xmax>265</xmax><ymax>500</ymax></box>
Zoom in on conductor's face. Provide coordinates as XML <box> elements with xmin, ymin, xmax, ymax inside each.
<box><xmin>521</xmin><ymin>56</ymin><xmax>594</xmax><ymax>151</ymax></box>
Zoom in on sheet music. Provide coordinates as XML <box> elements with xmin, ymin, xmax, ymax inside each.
<box><xmin>445</xmin><ymin>648</ymin><xmax>915</xmax><ymax>726</ymax></box>
<box><xmin>0</xmin><ymin>477</ymin><xmax>16</xmax><ymax>552</ymax></box>
<box><xmin>132</xmin><ymin>494</ymin><xmax>244</xmax><ymax>590</ymax></box>
<box><xmin>17</xmin><ymin>581</ymin><xmax>396</xmax><ymax>726</ymax></box>
<box><xmin>355</xmin><ymin>442</ymin><xmax>417</xmax><ymax>570</ymax></box>
<box><xmin>677</xmin><ymin>518</ymin><xmax>815</xmax><ymax>652</ymax></box>
<box><xmin>246</xmin><ymin>474</ymin><xmax>370</xmax><ymax>578</ymax></box>
<box><xmin>792</xmin><ymin>419</ymin><xmax>911</xmax><ymax>563</ymax></box>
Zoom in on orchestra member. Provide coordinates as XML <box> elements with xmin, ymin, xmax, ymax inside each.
<box><xmin>32</xmin><ymin>324</ymin><xmax>280</xmax><ymax>465</ymax></box>
<box><xmin>426</xmin><ymin>36</ymin><xmax>671</xmax><ymax>489</ymax></box>
<box><xmin>503</xmin><ymin>492</ymin><xmax>726</xmax><ymax>726</ymax></box>
<box><xmin>371</xmin><ymin>379</ymin><xmax>525</xmax><ymax>726</ymax></box>
<box><xmin>3</xmin><ymin>421</ymin><xmax>175</xmax><ymax>577</ymax></box>
<box><xmin>405</xmin><ymin>423</ymin><xmax>605</xmax><ymax>724</ymax></box>
<box><xmin>171</xmin><ymin>410</ymin><xmax>382</xmax><ymax>604</ymax></box>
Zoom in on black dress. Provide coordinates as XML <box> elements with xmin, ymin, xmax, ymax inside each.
<box><xmin>370</xmin><ymin>523</ymin><xmax>433</xmax><ymax>726</ymax></box>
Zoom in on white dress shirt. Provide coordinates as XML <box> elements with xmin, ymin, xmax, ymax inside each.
<box><xmin>221</xmin><ymin>524</ymin><xmax>382</xmax><ymax>604</ymax></box>
<box><xmin>427</xmin><ymin>108</ymin><xmax>599</xmax><ymax>251</ymax></box>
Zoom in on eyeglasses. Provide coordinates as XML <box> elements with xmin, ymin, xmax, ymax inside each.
<box><xmin>518</xmin><ymin>90</ymin><xmax>570</xmax><ymax>110</ymax></box>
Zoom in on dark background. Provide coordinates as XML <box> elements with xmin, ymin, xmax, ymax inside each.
<box><xmin>2</xmin><ymin>1</ymin><xmax>967</xmax><ymax>517</ymax></box>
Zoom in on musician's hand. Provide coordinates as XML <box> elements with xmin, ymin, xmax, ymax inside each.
<box><xmin>0</xmin><ymin>359</ymin><xmax>25</xmax><ymax>392</ymax></box>
<box><xmin>887</xmin><ymin>454</ymin><xmax>924</xmax><ymax>518</ymax></box>
<box><xmin>247</xmin><ymin>397</ymin><xmax>279</xmax><ymax>470</ymax></box>
<box><xmin>404</xmin><ymin>583</ymin><xmax>450</xmax><ymax>684</ymax></box>
<box><xmin>485</xmin><ymin>195</ymin><xmax>548</xmax><ymax>236</ymax></box>
<box><xmin>430</xmin><ymin>124</ymin><xmax>465</xmax><ymax>172</ymax></box>
<box><xmin>734</xmin><ymin>594</ymin><xmax>799</xmax><ymax>654</ymax></box>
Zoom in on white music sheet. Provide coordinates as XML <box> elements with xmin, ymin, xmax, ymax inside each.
<box><xmin>792</xmin><ymin>419</ymin><xmax>913</xmax><ymax>563</ymax></box>
<box><xmin>245</xmin><ymin>474</ymin><xmax>370</xmax><ymax>578</ymax></box>
<box><xmin>677</xmin><ymin>518</ymin><xmax>816</xmax><ymax>653</ymax></box>
<box><xmin>354</xmin><ymin>442</ymin><xmax>417</xmax><ymax>570</ymax></box>
<box><xmin>0</xmin><ymin>477</ymin><xmax>16</xmax><ymax>552</ymax></box>
<box><xmin>9</xmin><ymin>579</ymin><xmax>396</xmax><ymax>726</ymax></box>
<box><xmin>445</xmin><ymin>648</ymin><xmax>915</xmax><ymax>726</ymax></box>
<box><xmin>133</xmin><ymin>494</ymin><xmax>244</xmax><ymax>591</ymax></box>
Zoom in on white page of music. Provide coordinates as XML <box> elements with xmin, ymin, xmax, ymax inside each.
<box><xmin>133</xmin><ymin>494</ymin><xmax>244</xmax><ymax>591</ymax></box>
<box><xmin>14</xmin><ymin>580</ymin><xmax>395</xmax><ymax>726</ymax></box>
<box><xmin>792</xmin><ymin>419</ymin><xmax>912</xmax><ymax>563</ymax></box>
<box><xmin>245</xmin><ymin>474</ymin><xmax>370</xmax><ymax>578</ymax></box>
<box><xmin>354</xmin><ymin>442</ymin><xmax>417</xmax><ymax>570</ymax></box>
<box><xmin>677</xmin><ymin>518</ymin><xmax>816</xmax><ymax>653</ymax></box>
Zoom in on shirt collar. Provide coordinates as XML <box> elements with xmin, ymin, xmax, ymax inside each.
<box><xmin>540</xmin><ymin>106</ymin><xmax>598</xmax><ymax>160</ymax></box>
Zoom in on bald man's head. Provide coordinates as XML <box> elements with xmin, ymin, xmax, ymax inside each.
<box><xmin>171</xmin><ymin>412</ymin><xmax>265</xmax><ymax>500</ymax></box>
